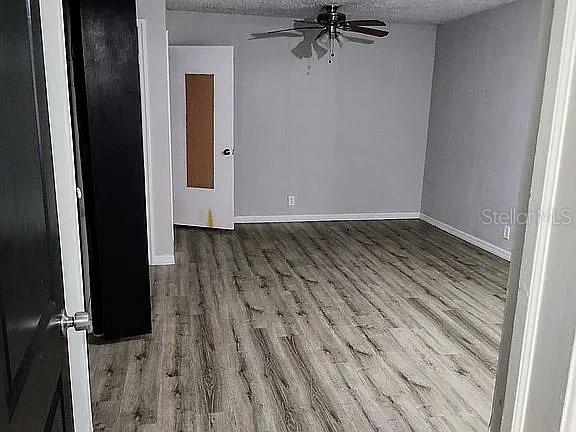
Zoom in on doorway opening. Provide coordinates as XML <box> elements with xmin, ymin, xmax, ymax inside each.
<box><xmin>78</xmin><ymin>1</ymin><xmax>553</xmax><ymax>432</ymax></box>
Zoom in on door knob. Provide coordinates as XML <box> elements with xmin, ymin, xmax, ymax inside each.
<box><xmin>60</xmin><ymin>310</ymin><xmax>91</xmax><ymax>335</ymax></box>
<box><xmin>222</xmin><ymin>148</ymin><xmax>232</xmax><ymax>156</ymax></box>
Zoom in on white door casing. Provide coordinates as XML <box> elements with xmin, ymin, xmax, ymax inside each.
<box><xmin>169</xmin><ymin>46</ymin><xmax>234</xmax><ymax>230</ymax></box>
<box><xmin>504</xmin><ymin>0</ymin><xmax>576</xmax><ymax>430</ymax></box>
<box><xmin>39</xmin><ymin>0</ymin><xmax>93</xmax><ymax>430</ymax></box>
<box><xmin>137</xmin><ymin>19</ymin><xmax>154</xmax><ymax>262</ymax></box>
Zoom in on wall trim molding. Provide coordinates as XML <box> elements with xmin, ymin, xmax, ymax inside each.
<box><xmin>235</xmin><ymin>212</ymin><xmax>421</xmax><ymax>224</ymax></box>
<box><xmin>136</xmin><ymin>19</ymin><xmax>156</xmax><ymax>265</ymax></box>
<box><xmin>419</xmin><ymin>214</ymin><xmax>512</xmax><ymax>261</ymax></box>
<box><xmin>151</xmin><ymin>254</ymin><xmax>175</xmax><ymax>266</ymax></box>
<box><xmin>561</xmin><ymin>339</ymin><xmax>576</xmax><ymax>431</ymax></box>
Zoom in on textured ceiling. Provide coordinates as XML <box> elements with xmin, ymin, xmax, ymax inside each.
<box><xmin>166</xmin><ymin>0</ymin><xmax>518</xmax><ymax>24</ymax></box>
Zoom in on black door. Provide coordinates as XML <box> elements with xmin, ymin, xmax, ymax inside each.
<box><xmin>0</xmin><ymin>0</ymin><xmax>75</xmax><ymax>430</ymax></box>
<box><xmin>63</xmin><ymin>0</ymin><xmax>152</xmax><ymax>340</ymax></box>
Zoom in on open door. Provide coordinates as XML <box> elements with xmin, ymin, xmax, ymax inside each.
<box><xmin>169</xmin><ymin>46</ymin><xmax>235</xmax><ymax>229</ymax></box>
<box><xmin>62</xmin><ymin>0</ymin><xmax>151</xmax><ymax>340</ymax></box>
<box><xmin>0</xmin><ymin>0</ymin><xmax>75</xmax><ymax>429</ymax></box>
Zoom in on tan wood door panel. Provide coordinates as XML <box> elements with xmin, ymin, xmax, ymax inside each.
<box><xmin>185</xmin><ymin>74</ymin><xmax>214</xmax><ymax>189</ymax></box>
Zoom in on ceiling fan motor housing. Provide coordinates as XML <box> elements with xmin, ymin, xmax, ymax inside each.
<box><xmin>317</xmin><ymin>5</ymin><xmax>347</xmax><ymax>29</ymax></box>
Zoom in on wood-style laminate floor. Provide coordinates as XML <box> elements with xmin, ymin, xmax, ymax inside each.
<box><xmin>89</xmin><ymin>220</ymin><xmax>508</xmax><ymax>432</ymax></box>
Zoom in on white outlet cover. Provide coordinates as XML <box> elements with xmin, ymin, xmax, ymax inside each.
<box><xmin>288</xmin><ymin>195</ymin><xmax>295</xmax><ymax>206</ymax></box>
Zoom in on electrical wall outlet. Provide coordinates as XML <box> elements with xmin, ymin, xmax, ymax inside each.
<box><xmin>288</xmin><ymin>195</ymin><xmax>296</xmax><ymax>207</ymax></box>
<box><xmin>503</xmin><ymin>226</ymin><xmax>511</xmax><ymax>241</ymax></box>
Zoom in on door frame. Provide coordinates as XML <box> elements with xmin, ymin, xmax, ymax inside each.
<box><xmin>38</xmin><ymin>0</ymin><xmax>576</xmax><ymax>430</ymax></box>
<box><xmin>499</xmin><ymin>0</ymin><xmax>576</xmax><ymax>430</ymax></box>
<box><xmin>561</xmin><ymin>345</ymin><xmax>576</xmax><ymax>431</ymax></box>
<box><xmin>137</xmin><ymin>18</ymin><xmax>155</xmax><ymax>264</ymax></box>
<box><xmin>39</xmin><ymin>1</ymin><xmax>93</xmax><ymax>431</ymax></box>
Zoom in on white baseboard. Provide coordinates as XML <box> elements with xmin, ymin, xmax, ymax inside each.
<box><xmin>234</xmin><ymin>212</ymin><xmax>421</xmax><ymax>224</ymax></box>
<box><xmin>419</xmin><ymin>213</ymin><xmax>512</xmax><ymax>261</ymax></box>
<box><xmin>151</xmin><ymin>254</ymin><xmax>175</xmax><ymax>266</ymax></box>
<box><xmin>230</xmin><ymin>212</ymin><xmax>511</xmax><ymax>261</ymax></box>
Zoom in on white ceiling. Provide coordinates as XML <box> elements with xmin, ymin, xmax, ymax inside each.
<box><xmin>166</xmin><ymin>0</ymin><xmax>518</xmax><ymax>24</ymax></box>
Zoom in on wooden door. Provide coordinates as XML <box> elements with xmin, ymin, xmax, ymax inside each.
<box><xmin>0</xmin><ymin>0</ymin><xmax>75</xmax><ymax>430</ymax></box>
<box><xmin>62</xmin><ymin>0</ymin><xmax>151</xmax><ymax>340</ymax></box>
<box><xmin>170</xmin><ymin>46</ymin><xmax>235</xmax><ymax>229</ymax></box>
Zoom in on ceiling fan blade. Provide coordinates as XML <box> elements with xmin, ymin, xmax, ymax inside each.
<box><xmin>265</xmin><ymin>26</ymin><xmax>322</xmax><ymax>35</ymax></box>
<box><xmin>345</xmin><ymin>26</ymin><xmax>389</xmax><ymax>37</ymax></box>
<box><xmin>250</xmin><ymin>31</ymin><xmax>302</xmax><ymax>39</ymax></box>
<box><xmin>340</xmin><ymin>33</ymin><xmax>375</xmax><ymax>45</ymax></box>
<box><xmin>294</xmin><ymin>20</ymin><xmax>320</xmax><ymax>25</ymax></box>
<box><xmin>345</xmin><ymin>19</ymin><xmax>387</xmax><ymax>26</ymax></box>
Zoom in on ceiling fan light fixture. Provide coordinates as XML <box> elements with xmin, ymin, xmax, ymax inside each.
<box><xmin>253</xmin><ymin>4</ymin><xmax>389</xmax><ymax>63</ymax></box>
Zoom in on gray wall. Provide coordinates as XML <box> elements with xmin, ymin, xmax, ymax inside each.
<box><xmin>421</xmin><ymin>0</ymin><xmax>548</xmax><ymax>253</ymax></box>
<box><xmin>136</xmin><ymin>0</ymin><xmax>174</xmax><ymax>262</ymax></box>
<box><xmin>167</xmin><ymin>12</ymin><xmax>436</xmax><ymax>218</ymax></box>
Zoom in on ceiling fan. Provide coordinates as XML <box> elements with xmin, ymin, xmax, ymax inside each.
<box><xmin>253</xmin><ymin>5</ymin><xmax>389</xmax><ymax>63</ymax></box>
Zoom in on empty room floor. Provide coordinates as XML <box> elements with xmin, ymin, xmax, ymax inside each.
<box><xmin>89</xmin><ymin>220</ymin><xmax>508</xmax><ymax>432</ymax></box>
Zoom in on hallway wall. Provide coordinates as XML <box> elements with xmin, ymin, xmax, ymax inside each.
<box><xmin>421</xmin><ymin>0</ymin><xmax>548</xmax><ymax>255</ymax></box>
